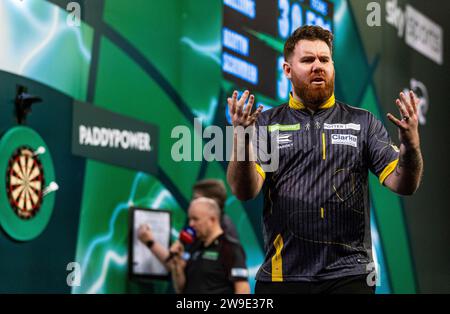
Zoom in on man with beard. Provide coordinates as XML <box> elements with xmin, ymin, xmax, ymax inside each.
<box><xmin>226</xmin><ymin>26</ymin><xmax>423</xmax><ymax>294</ymax></box>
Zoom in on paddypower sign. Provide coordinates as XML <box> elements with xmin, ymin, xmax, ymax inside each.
<box><xmin>72</xmin><ymin>101</ymin><xmax>158</xmax><ymax>174</ymax></box>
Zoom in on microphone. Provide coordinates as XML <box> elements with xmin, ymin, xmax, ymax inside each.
<box><xmin>165</xmin><ymin>227</ymin><xmax>196</xmax><ymax>262</ymax></box>
<box><xmin>179</xmin><ymin>226</ymin><xmax>196</xmax><ymax>245</ymax></box>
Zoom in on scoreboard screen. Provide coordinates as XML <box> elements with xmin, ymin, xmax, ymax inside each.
<box><xmin>222</xmin><ymin>0</ymin><xmax>334</xmax><ymax>115</ymax></box>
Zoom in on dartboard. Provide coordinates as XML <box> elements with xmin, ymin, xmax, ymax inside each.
<box><xmin>0</xmin><ymin>126</ymin><xmax>55</xmax><ymax>241</ymax></box>
<box><xmin>6</xmin><ymin>146</ymin><xmax>45</xmax><ymax>219</ymax></box>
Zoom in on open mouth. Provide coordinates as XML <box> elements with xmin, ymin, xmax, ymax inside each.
<box><xmin>311</xmin><ymin>77</ymin><xmax>325</xmax><ymax>84</ymax></box>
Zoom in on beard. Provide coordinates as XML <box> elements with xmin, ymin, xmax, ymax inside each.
<box><xmin>292</xmin><ymin>71</ymin><xmax>335</xmax><ymax>107</ymax></box>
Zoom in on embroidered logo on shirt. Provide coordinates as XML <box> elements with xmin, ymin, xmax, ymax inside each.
<box><xmin>191</xmin><ymin>251</ymin><xmax>201</xmax><ymax>261</ymax></box>
<box><xmin>276</xmin><ymin>134</ymin><xmax>293</xmax><ymax>149</ymax></box>
<box><xmin>202</xmin><ymin>251</ymin><xmax>219</xmax><ymax>261</ymax></box>
<box><xmin>324</xmin><ymin>123</ymin><xmax>361</xmax><ymax>131</ymax></box>
<box><xmin>331</xmin><ymin>134</ymin><xmax>358</xmax><ymax>147</ymax></box>
<box><xmin>268</xmin><ymin>123</ymin><xmax>300</xmax><ymax>132</ymax></box>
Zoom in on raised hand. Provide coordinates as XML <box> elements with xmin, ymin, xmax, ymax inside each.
<box><xmin>137</xmin><ymin>224</ymin><xmax>154</xmax><ymax>243</ymax></box>
<box><xmin>227</xmin><ymin>90</ymin><xmax>263</xmax><ymax>128</ymax></box>
<box><xmin>387</xmin><ymin>91</ymin><xmax>421</xmax><ymax>149</ymax></box>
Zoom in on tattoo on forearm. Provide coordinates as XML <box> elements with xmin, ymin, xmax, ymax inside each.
<box><xmin>395</xmin><ymin>148</ymin><xmax>423</xmax><ymax>177</ymax></box>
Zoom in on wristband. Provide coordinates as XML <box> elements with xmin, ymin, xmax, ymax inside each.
<box><xmin>146</xmin><ymin>240</ymin><xmax>155</xmax><ymax>249</ymax></box>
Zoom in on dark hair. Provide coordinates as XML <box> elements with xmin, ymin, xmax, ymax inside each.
<box><xmin>192</xmin><ymin>179</ymin><xmax>227</xmax><ymax>211</ymax></box>
<box><xmin>284</xmin><ymin>25</ymin><xmax>334</xmax><ymax>61</ymax></box>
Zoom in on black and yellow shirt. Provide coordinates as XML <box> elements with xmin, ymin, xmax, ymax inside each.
<box><xmin>254</xmin><ymin>94</ymin><xmax>399</xmax><ymax>282</ymax></box>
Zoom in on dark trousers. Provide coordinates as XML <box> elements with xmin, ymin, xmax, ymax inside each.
<box><xmin>255</xmin><ymin>274</ymin><xmax>376</xmax><ymax>294</ymax></box>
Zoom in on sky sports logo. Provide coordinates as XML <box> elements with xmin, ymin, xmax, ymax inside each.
<box><xmin>331</xmin><ymin>134</ymin><xmax>358</xmax><ymax>148</ymax></box>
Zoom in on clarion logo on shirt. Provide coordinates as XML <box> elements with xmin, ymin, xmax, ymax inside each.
<box><xmin>231</xmin><ymin>268</ymin><xmax>249</xmax><ymax>278</ymax></box>
<box><xmin>324</xmin><ymin>123</ymin><xmax>361</xmax><ymax>131</ymax></box>
<box><xmin>331</xmin><ymin>134</ymin><xmax>358</xmax><ymax>147</ymax></box>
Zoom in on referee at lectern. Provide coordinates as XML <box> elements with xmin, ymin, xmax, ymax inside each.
<box><xmin>138</xmin><ymin>197</ymin><xmax>250</xmax><ymax>294</ymax></box>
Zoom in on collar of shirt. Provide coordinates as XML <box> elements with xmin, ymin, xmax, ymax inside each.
<box><xmin>289</xmin><ymin>93</ymin><xmax>336</xmax><ymax>110</ymax></box>
<box><xmin>202</xmin><ymin>232</ymin><xmax>224</xmax><ymax>248</ymax></box>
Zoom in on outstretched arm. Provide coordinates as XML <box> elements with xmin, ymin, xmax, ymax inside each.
<box><xmin>139</xmin><ymin>226</ymin><xmax>187</xmax><ymax>292</ymax></box>
<box><xmin>384</xmin><ymin>91</ymin><xmax>424</xmax><ymax>195</ymax></box>
<box><xmin>138</xmin><ymin>224</ymin><xmax>171</xmax><ymax>270</ymax></box>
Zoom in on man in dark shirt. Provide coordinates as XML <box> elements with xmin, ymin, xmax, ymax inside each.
<box><xmin>226</xmin><ymin>25</ymin><xmax>423</xmax><ymax>294</ymax></box>
<box><xmin>138</xmin><ymin>197</ymin><xmax>250</xmax><ymax>294</ymax></box>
